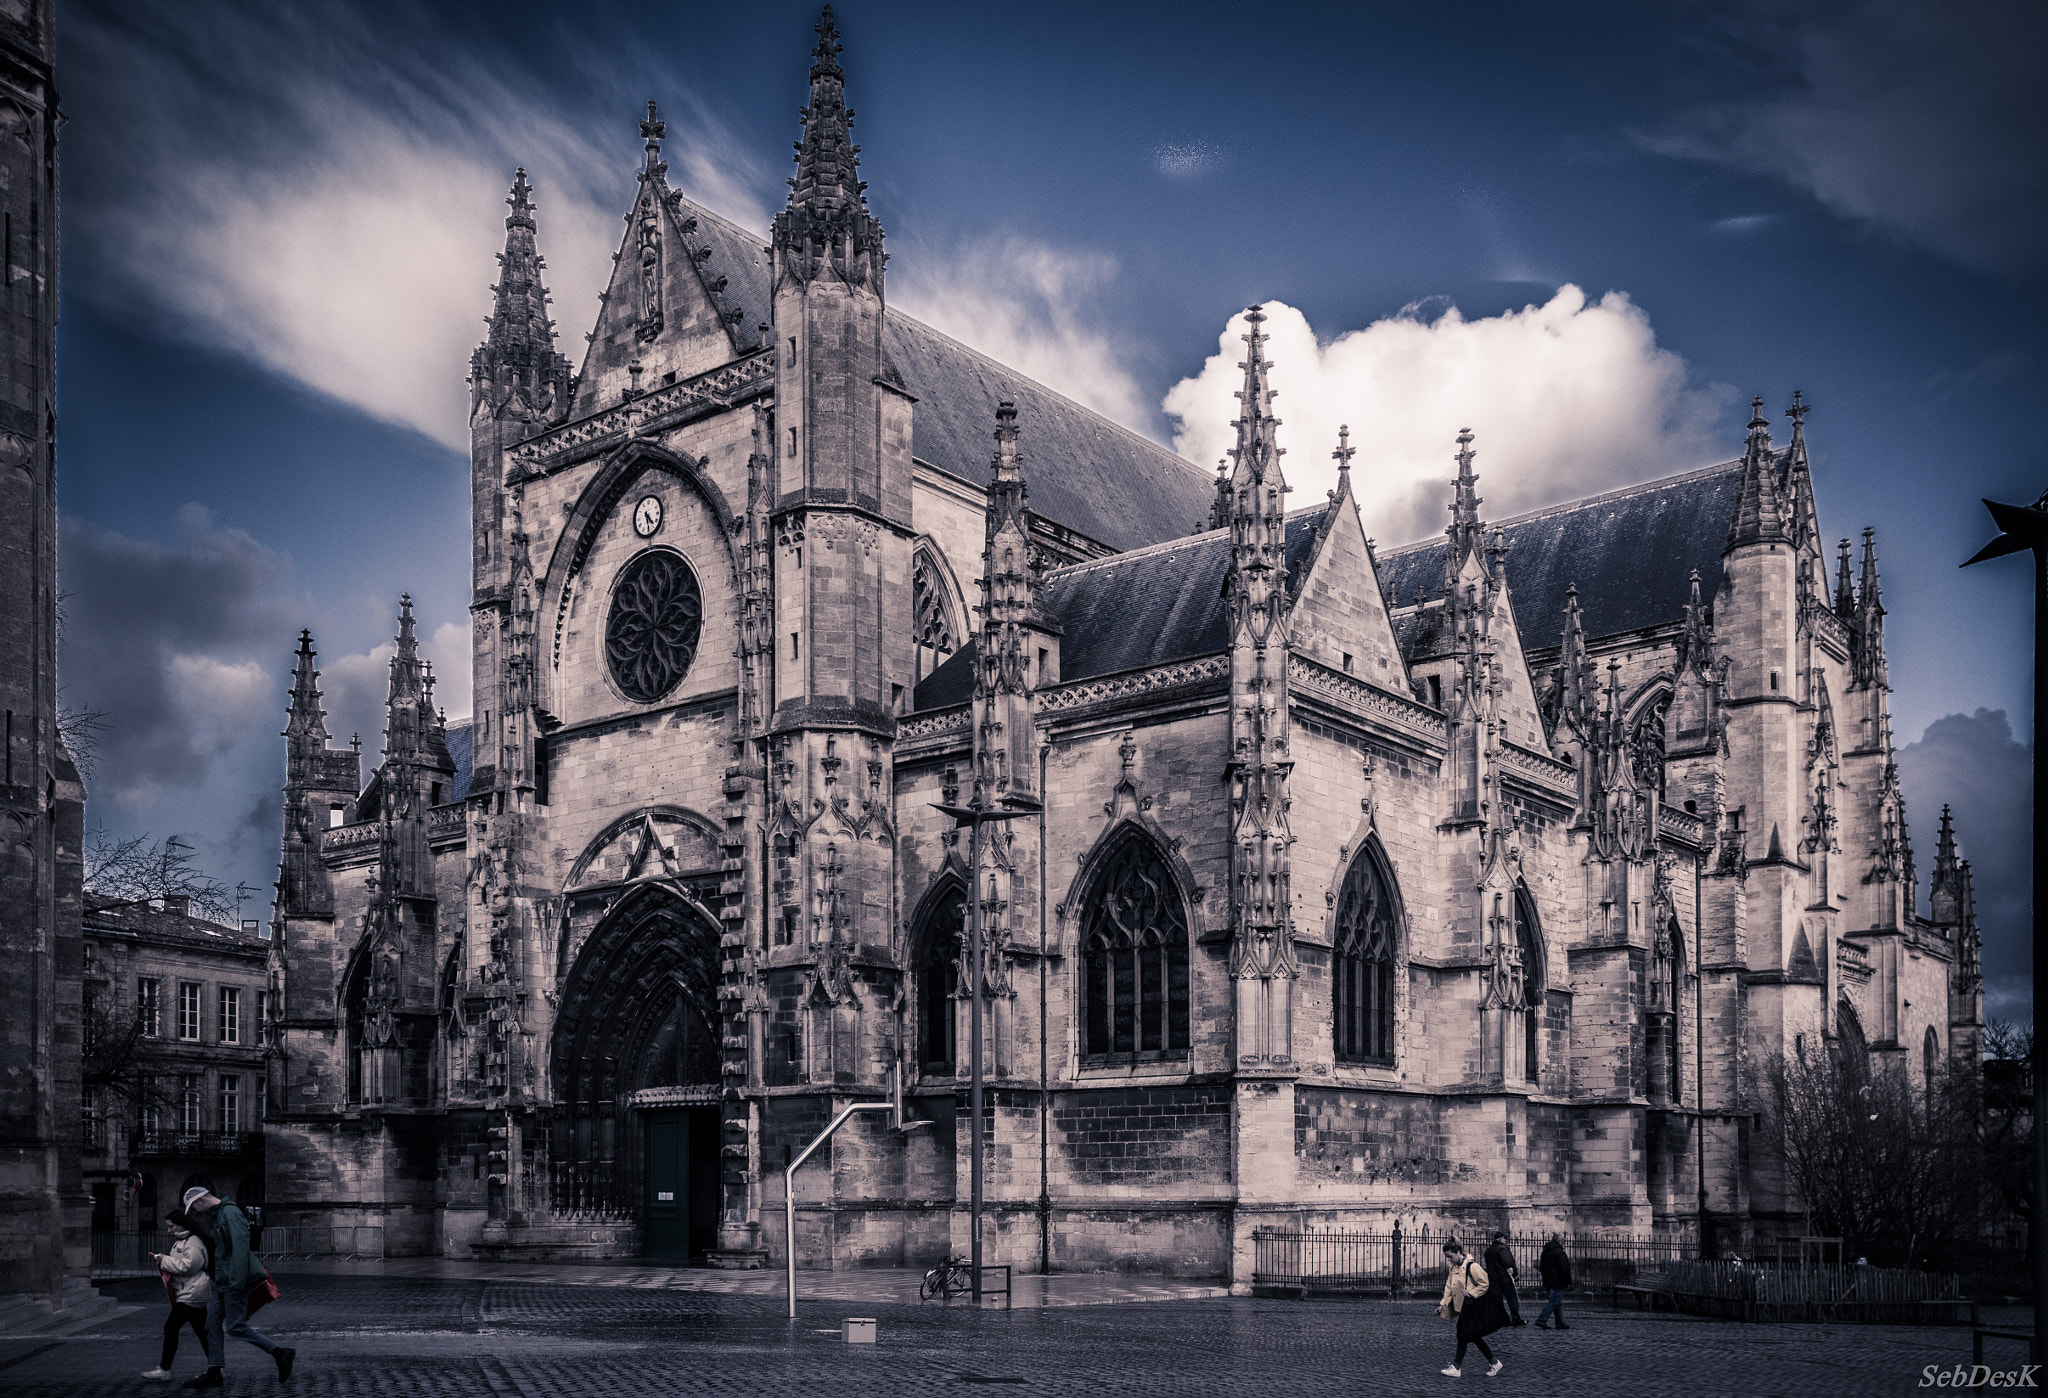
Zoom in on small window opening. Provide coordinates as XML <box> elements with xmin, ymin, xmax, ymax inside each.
<box><xmin>430</xmin><ymin>782</ymin><xmax>443</xmax><ymax>806</ymax></box>
<box><xmin>891</xmin><ymin>682</ymin><xmax>904</xmax><ymax>713</ymax></box>
<box><xmin>791</xmin><ymin>633</ymin><xmax>801</xmax><ymax>661</ymax></box>
<box><xmin>1769</xmin><ymin>671</ymin><xmax>1779</xmax><ymax>692</ymax></box>
<box><xmin>328</xmin><ymin>803</ymin><xmax>344</xmax><ymax>827</ymax></box>
<box><xmin>663</xmin><ymin>371</ymin><xmax>676</xmax><ymax>386</ymax></box>
<box><xmin>787</xmin><ymin>426</ymin><xmax>798</xmax><ymax>458</ymax></box>
<box><xmin>1684</xmin><ymin>799</ymin><xmax>1697</xmax><ymax>814</ymax></box>
<box><xmin>1427</xmin><ymin>675</ymin><xmax>1443</xmax><ymax>708</ymax></box>
<box><xmin>1342</xmin><ymin>652</ymin><xmax>1354</xmax><ymax>675</ymax></box>
<box><xmin>1037</xmin><ymin>648</ymin><xmax>1049</xmax><ymax>684</ymax></box>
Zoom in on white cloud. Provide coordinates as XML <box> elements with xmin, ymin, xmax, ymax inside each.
<box><xmin>66</xmin><ymin>3</ymin><xmax>773</xmax><ymax>452</ymax></box>
<box><xmin>321</xmin><ymin>622</ymin><xmax>474</xmax><ymax>762</ymax></box>
<box><xmin>1162</xmin><ymin>291</ymin><xmax>1732</xmax><ymax>546</ymax></box>
<box><xmin>893</xmin><ymin>237</ymin><xmax>1151</xmax><ymax>429</ymax></box>
<box><xmin>1154</xmin><ymin>141</ymin><xmax>1223</xmax><ymax>180</ymax></box>
<box><xmin>1641</xmin><ymin>0</ymin><xmax>2046</xmax><ymax>273</ymax></box>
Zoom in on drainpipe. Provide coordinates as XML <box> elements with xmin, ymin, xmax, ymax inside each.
<box><xmin>1038</xmin><ymin>737</ymin><xmax>1052</xmax><ymax>1277</ymax></box>
<box><xmin>1695</xmin><ymin>849</ymin><xmax>1707</xmax><ymax>1253</ymax></box>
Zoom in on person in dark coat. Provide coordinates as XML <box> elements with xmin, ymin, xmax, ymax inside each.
<box><xmin>1484</xmin><ymin>1233</ymin><xmax>1524</xmax><ymax>1326</ymax></box>
<box><xmin>1436</xmin><ymin>1239</ymin><xmax>1507</xmax><ymax>1377</ymax></box>
<box><xmin>178</xmin><ymin>1188</ymin><xmax>295</xmax><ymax>1390</ymax></box>
<box><xmin>1536</xmin><ymin>1233</ymin><xmax>1573</xmax><ymax>1329</ymax></box>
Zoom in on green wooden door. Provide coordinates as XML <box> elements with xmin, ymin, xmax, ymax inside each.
<box><xmin>643</xmin><ymin>1112</ymin><xmax>686</xmax><ymax>1259</ymax></box>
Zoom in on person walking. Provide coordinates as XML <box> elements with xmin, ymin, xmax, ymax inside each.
<box><xmin>1436</xmin><ymin>1239</ymin><xmax>1505</xmax><ymax>1378</ymax></box>
<box><xmin>141</xmin><ymin>1213</ymin><xmax>212</xmax><ymax>1381</ymax></box>
<box><xmin>178</xmin><ymin>1188</ymin><xmax>294</xmax><ymax>1389</ymax></box>
<box><xmin>1535</xmin><ymin>1233</ymin><xmax>1573</xmax><ymax>1329</ymax></box>
<box><xmin>1484</xmin><ymin>1233</ymin><xmax>1524</xmax><ymax>1326</ymax></box>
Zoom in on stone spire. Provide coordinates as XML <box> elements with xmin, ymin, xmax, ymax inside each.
<box><xmin>1927</xmin><ymin>804</ymin><xmax>1964</xmax><ymax>931</ymax></box>
<box><xmin>286</xmin><ymin>629</ymin><xmax>329</xmax><ymax>756</ymax></box>
<box><xmin>1553</xmin><ymin>585</ymin><xmax>1596</xmax><ymax>741</ymax></box>
<box><xmin>383</xmin><ymin>594</ymin><xmax>437</xmax><ymax>769</ymax></box>
<box><xmin>1834</xmin><ymin>536</ymin><xmax>1856</xmax><ymax>621</ymax></box>
<box><xmin>973</xmin><ymin>401</ymin><xmax>1057</xmax><ymax>806</ymax></box>
<box><xmin>1223</xmin><ymin>306</ymin><xmax>1297</xmax><ymax>1067</ymax></box>
<box><xmin>1679</xmin><ymin>570</ymin><xmax>1712</xmax><ymax>677</ymax></box>
<box><xmin>1851</xmin><ymin>527</ymin><xmax>1888</xmax><ymax>691</ymax></box>
<box><xmin>472</xmin><ymin>168</ymin><xmax>572</xmax><ymax>420</ymax></box>
<box><xmin>1445</xmin><ymin>427</ymin><xmax>1484</xmax><ymax>586</ymax></box>
<box><xmin>1783</xmin><ymin>391</ymin><xmax>1817</xmax><ymax>550</ymax></box>
<box><xmin>772</xmin><ymin>7</ymin><xmax>883</xmax><ymax>286</ymax></box>
<box><xmin>1724</xmin><ymin>397</ymin><xmax>1788</xmax><ymax>552</ymax></box>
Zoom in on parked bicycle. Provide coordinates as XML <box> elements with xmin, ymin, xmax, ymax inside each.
<box><xmin>920</xmin><ymin>1256</ymin><xmax>975</xmax><ymax>1300</ymax></box>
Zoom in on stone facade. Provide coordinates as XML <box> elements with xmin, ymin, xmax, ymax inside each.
<box><xmin>0</xmin><ymin>0</ymin><xmax>82</xmax><ymax>1307</ymax></box>
<box><xmin>264</xmin><ymin>11</ymin><xmax>1983</xmax><ymax>1282</ymax></box>
<box><xmin>80</xmin><ymin>902</ymin><xmax>271</xmax><ymax>1235</ymax></box>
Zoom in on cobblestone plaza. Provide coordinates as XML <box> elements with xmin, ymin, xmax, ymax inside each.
<box><xmin>0</xmin><ymin>1267</ymin><xmax>2020</xmax><ymax>1398</ymax></box>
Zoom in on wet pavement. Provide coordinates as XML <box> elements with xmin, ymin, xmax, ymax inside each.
<box><xmin>0</xmin><ymin>1267</ymin><xmax>2024</xmax><ymax>1397</ymax></box>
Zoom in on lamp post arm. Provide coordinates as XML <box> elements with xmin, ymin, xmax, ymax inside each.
<box><xmin>784</xmin><ymin>1100</ymin><xmax>891</xmax><ymax>1318</ymax></box>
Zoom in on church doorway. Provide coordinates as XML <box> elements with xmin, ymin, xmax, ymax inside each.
<box><xmin>549</xmin><ymin>883</ymin><xmax>723</xmax><ymax>1246</ymax></box>
<box><xmin>641</xmin><ymin>1106</ymin><xmax>720</xmax><ymax>1259</ymax></box>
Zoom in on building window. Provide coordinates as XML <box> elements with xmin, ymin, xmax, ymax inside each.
<box><xmin>1080</xmin><ymin>831</ymin><xmax>1190</xmax><ymax>1059</ymax></box>
<box><xmin>139</xmin><ymin>1076</ymin><xmax>158</xmax><ymax>1139</ymax></box>
<box><xmin>219</xmin><ymin>1075</ymin><xmax>241</xmax><ymax>1135</ymax></box>
<box><xmin>1515</xmin><ymin>889</ymin><xmax>1543</xmax><ymax>1084</ymax></box>
<box><xmin>257</xmin><ymin>990</ymin><xmax>272</xmax><ymax>1039</ymax></box>
<box><xmin>179</xmin><ymin>1075</ymin><xmax>204</xmax><ymax>1136</ymax></box>
<box><xmin>915</xmin><ymin>882</ymin><xmax>965</xmax><ymax>1074</ymax></box>
<box><xmin>137</xmin><ymin>978</ymin><xmax>161</xmax><ymax>1038</ymax></box>
<box><xmin>219</xmin><ymin>987</ymin><xmax>241</xmax><ymax>1045</ymax></box>
<box><xmin>1924</xmin><ymin>1026</ymin><xmax>1941</xmax><ymax>1121</ymax></box>
<box><xmin>1333</xmin><ymin>840</ymin><xmax>1400</xmax><ymax>1065</ymax></box>
<box><xmin>177</xmin><ymin>983</ymin><xmax>202</xmax><ymax>1041</ymax></box>
<box><xmin>82</xmin><ymin>1086</ymin><xmax>101</xmax><ymax>1152</ymax></box>
<box><xmin>605</xmin><ymin>549</ymin><xmax>704</xmax><ymax>702</ymax></box>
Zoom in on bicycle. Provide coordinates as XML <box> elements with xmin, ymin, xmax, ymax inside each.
<box><xmin>920</xmin><ymin>1256</ymin><xmax>975</xmax><ymax>1300</ymax></box>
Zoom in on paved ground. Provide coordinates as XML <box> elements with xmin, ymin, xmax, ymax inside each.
<box><xmin>1</xmin><ymin>1268</ymin><xmax>2028</xmax><ymax>1398</ymax></box>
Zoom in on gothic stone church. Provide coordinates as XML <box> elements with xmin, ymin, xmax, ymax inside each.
<box><xmin>265</xmin><ymin>13</ymin><xmax>1984</xmax><ymax>1280</ymax></box>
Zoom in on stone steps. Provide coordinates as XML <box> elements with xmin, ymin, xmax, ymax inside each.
<box><xmin>0</xmin><ymin>1278</ymin><xmax>135</xmax><ymax>1335</ymax></box>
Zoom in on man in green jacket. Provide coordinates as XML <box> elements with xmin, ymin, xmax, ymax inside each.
<box><xmin>179</xmin><ymin>1187</ymin><xmax>296</xmax><ymax>1389</ymax></box>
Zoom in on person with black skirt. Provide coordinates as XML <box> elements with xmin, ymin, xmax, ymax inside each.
<box><xmin>1437</xmin><ymin>1239</ymin><xmax>1507</xmax><ymax>1378</ymax></box>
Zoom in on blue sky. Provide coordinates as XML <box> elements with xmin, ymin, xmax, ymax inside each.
<box><xmin>55</xmin><ymin>1</ymin><xmax>2042</xmax><ymax>1017</ymax></box>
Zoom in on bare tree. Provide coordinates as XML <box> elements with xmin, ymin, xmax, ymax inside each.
<box><xmin>57</xmin><ymin>704</ymin><xmax>107</xmax><ymax>780</ymax></box>
<box><xmin>1979</xmin><ymin>1018</ymin><xmax>2035</xmax><ymax>1262</ymax></box>
<box><xmin>83</xmin><ymin>826</ymin><xmax>259</xmax><ymax>924</ymax></box>
<box><xmin>1756</xmin><ymin>1039</ymin><xmax>1979</xmax><ymax>1267</ymax></box>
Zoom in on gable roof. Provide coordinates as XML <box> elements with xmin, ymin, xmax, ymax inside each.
<box><xmin>648</xmin><ymin>196</ymin><xmax>1218</xmax><ymax>553</ymax></box>
<box><xmin>914</xmin><ymin>507</ymin><xmax>1329</xmax><ymax>710</ymax></box>
<box><xmin>1376</xmin><ymin>461</ymin><xmax>1746</xmax><ymax>650</ymax></box>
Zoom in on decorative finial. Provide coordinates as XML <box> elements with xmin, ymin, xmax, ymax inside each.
<box><xmin>1332</xmin><ymin>424</ymin><xmax>1355</xmax><ymax>477</ymax></box>
<box><xmin>640</xmin><ymin>100</ymin><xmax>665</xmax><ymax>170</ymax></box>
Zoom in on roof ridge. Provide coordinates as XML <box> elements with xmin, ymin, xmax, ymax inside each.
<box><xmin>1377</xmin><ymin>459</ymin><xmax>1746</xmax><ymax>556</ymax></box>
<box><xmin>1046</xmin><ymin>501</ymin><xmax>1329</xmax><ymax>579</ymax></box>
<box><xmin>668</xmin><ymin>191</ymin><xmax>1214</xmax><ymax>494</ymax></box>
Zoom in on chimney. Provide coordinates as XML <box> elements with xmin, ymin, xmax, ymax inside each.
<box><xmin>161</xmin><ymin>894</ymin><xmax>191</xmax><ymax>917</ymax></box>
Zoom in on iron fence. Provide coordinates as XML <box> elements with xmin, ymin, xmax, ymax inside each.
<box><xmin>91</xmin><ymin>1228</ymin><xmax>171</xmax><ymax>1279</ymax></box>
<box><xmin>262</xmin><ymin>1225</ymin><xmax>385</xmax><ymax>1259</ymax></box>
<box><xmin>1251</xmin><ymin>1225</ymin><xmax>1699</xmax><ymax>1295</ymax></box>
<box><xmin>550</xmin><ymin>1159</ymin><xmax>633</xmax><ymax>1220</ymax></box>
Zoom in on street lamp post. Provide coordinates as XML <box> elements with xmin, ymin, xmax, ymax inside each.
<box><xmin>1963</xmin><ymin>491</ymin><xmax>2048</xmax><ymax>1364</ymax></box>
<box><xmin>933</xmin><ymin>797</ymin><xmax>1038</xmax><ymax>1303</ymax></box>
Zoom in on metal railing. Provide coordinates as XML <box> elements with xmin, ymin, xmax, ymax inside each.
<box><xmin>1251</xmin><ymin>1225</ymin><xmax>1700</xmax><ymax>1295</ymax></box>
<box><xmin>91</xmin><ymin>1228</ymin><xmax>171</xmax><ymax>1279</ymax></box>
<box><xmin>550</xmin><ymin>1160</ymin><xmax>633</xmax><ymax>1220</ymax></box>
<box><xmin>262</xmin><ymin>1225</ymin><xmax>385</xmax><ymax>1259</ymax></box>
<box><xmin>131</xmin><ymin>1131</ymin><xmax>263</xmax><ymax>1158</ymax></box>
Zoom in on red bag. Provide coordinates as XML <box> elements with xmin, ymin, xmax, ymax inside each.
<box><xmin>160</xmin><ymin>1270</ymin><xmax>176</xmax><ymax>1305</ymax></box>
<box><xmin>246</xmin><ymin>1274</ymin><xmax>281</xmax><ymax>1317</ymax></box>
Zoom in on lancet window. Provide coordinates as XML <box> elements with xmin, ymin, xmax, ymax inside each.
<box><xmin>1332</xmin><ymin>841</ymin><xmax>1400</xmax><ymax>1065</ymax></box>
<box><xmin>1079</xmin><ymin>832</ymin><xmax>1190</xmax><ymax>1060</ymax></box>
<box><xmin>1630</xmin><ymin>691</ymin><xmax>1670</xmax><ymax>799</ymax></box>
<box><xmin>1516</xmin><ymin>888</ymin><xmax>1542</xmax><ymax>1084</ymax></box>
<box><xmin>912</xmin><ymin>550</ymin><xmax>957</xmax><ymax>685</ymax></box>
<box><xmin>915</xmin><ymin>882</ymin><xmax>965</xmax><ymax>1075</ymax></box>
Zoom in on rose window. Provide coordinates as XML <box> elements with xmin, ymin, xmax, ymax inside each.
<box><xmin>606</xmin><ymin>550</ymin><xmax>702</xmax><ymax>701</ymax></box>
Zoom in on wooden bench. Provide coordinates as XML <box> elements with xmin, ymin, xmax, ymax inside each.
<box><xmin>1612</xmin><ymin>1269</ymin><xmax>1677</xmax><ymax>1312</ymax></box>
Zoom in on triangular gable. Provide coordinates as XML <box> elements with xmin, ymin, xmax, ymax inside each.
<box><xmin>1287</xmin><ymin>492</ymin><xmax>1407</xmax><ymax>691</ymax></box>
<box><xmin>571</xmin><ymin>181</ymin><xmax>751</xmax><ymax>418</ymax></box>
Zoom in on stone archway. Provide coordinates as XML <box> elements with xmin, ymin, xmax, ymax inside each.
<box><xmin>547</xmin><ymin>884</ymin><xmax>722</xmax><ymax>1245</ymax></box>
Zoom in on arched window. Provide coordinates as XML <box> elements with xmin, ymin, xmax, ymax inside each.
<box><xmin>912</xmin><ymin>548</ymin><xmax>959</xmax><ymax>685</ymax></box>
<box><xmin>1515</xmin><ymin>888</ymin><xmax>1542</xmax><ymax>1084</ymax></box>
<box><xmin>1080</xmin><ymin>831</ymin><xmax>1190</xmax><ymax>1060</ymax></box>
<box><xmin>915</xmin><ymin>882</ymin><xmax>965</xmax><ymax>1075</ymax></box>
<box><xmin>1332</xmin><ymin>842</ymin><xmax>1400</xmax><ymax>1065</ymax></box>
<box><xmin>1836</xmin><ymin>999</ymin><xmax>1870</xmax><ymax>1078</ymax></box>
<box><xmin>1630</xmin><ymin>691</ymin><xmax>1670</xmax><ymax>799</ymax></box>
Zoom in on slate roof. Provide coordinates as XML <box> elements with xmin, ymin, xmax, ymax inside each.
<box><xmin>85</xmin><ymin>896</ymin><xmax>269</xmax><ymax>954</ymax></box>
<box><xmin>665</xmin><ymin>196</ymin><xmax>1218</xmax><ymax>553</ymax></box>
<box><xmin>911</xmin><ymin>507</ymin><xmax>1328</xmax><ymax>710</ymax></box>
<box><xmin>1377</xmin><ymin>461</ymin><xmax>1747</xmax><ymax>651</ymax></box>
<box><xmin>446</xmin><ymin>720</ymin><xmax>474</xmax><ymax>804</ymax></box>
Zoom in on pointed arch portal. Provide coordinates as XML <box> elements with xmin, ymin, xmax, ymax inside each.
<box><xmin>548</xmin><ymin>885</ymin><xmax>722</xmax><ymax>1255</ymax></box>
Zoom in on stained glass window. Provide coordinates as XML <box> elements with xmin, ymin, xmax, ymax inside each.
<box><xmin>1333</xmin><ymin>844</ymin><xmax>1399</xmax><ymax>1064</ymax></box>
<box><xmin>1081</xmin><ymin>834</ymin><xmax>1189</xmax><ymax>1058</ymax></box>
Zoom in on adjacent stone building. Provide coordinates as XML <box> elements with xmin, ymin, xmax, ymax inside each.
<box><xmin>265</xmin><ymin>11</ymin><xmax>1983</xmax><ymax>1280</ymax></box>
<box><xmin>81</xmin><ymin>899</ymin><xmax>270</xmax><ymax>1240</ymax></box>
<box><xmin>0</xmin><ymin>0</ymin><xmax>83</xmax><ymax>1307</ymax></box>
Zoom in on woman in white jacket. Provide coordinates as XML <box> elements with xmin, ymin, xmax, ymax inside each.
<box><xmin>141</xmin><ymin>1215</ymin><xmax>213</xmax><ymax>1381</ymax></box>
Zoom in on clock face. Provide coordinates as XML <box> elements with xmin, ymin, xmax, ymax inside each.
<box><xmin>632</xmin><ymin>494</ymin><xmax>664</xmax><ymax>537</ymax></box>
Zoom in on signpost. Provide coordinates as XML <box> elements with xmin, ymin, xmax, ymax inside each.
<box><xmin>933</xmin><ymin>796</ymin><xmax>1039</xmax><ymax>1302</ymax></box>
<box><xmin>1962</xmin><ymin>491</ymin><xmax>2048</xmax><ymax>1364</ymax></box>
